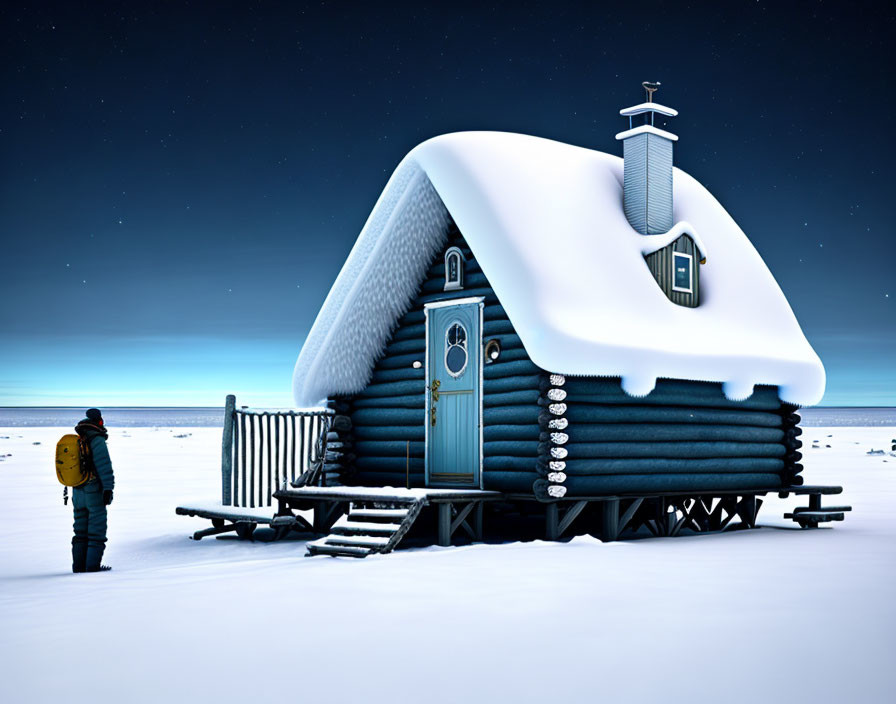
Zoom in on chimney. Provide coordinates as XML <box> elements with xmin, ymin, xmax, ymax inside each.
<box><xmin>616</xmin><ymin>81</ymin><xmax>678</xmax><ymax>235</ymax></box>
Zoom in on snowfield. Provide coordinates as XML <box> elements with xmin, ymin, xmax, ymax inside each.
<box><xmin>1</xmin><ymin>425</ymin><xmax>894</xmax><ymax>703</ymax></box>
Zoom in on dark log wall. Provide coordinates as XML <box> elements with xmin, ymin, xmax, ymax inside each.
<box><xmin>644</xmin><ymin>234</ymin><xmax>700</xmax><ymax>307</ymax></box>
<box><xmin>337</xmin><ymin>222</ymin><xmax>543</xmax><ymax>492</ymax></box>
<box><xmin>534</xmin><ymin>377</ymin><xmax>802</xmax><ymax>500</ymax></box>
<box><xmin>327</xmin><ymin>224</ymin><xmax>801</xmax><ymax>501</ymax></box>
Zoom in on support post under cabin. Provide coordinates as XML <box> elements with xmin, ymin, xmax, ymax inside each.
<box><xmin>221</xmin><ymin>394</ymin><xmax>236</xmax><ymax>506</ymax></box>
<box><xmin>602</xmin><ymin>498</ymin><xmax>620</xmax><ymax>541</ymax></box>
<box><xmin>545</xmin><ymin>503</ymin><xmax>560</xmax><ymax>541</ymax></box>
<box><xmin>438</xmin><ymin>503</ymin><xmax>452</xmax><ymax>547</ymax></box>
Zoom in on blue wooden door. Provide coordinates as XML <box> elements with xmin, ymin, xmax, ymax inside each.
<box><xmin>425</xmin><ymin>300</ymin><xmax>481</xmax><ymax>487</ymax></box>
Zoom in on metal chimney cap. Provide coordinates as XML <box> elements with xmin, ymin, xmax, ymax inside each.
<box><xmin>642</xmin><ymin>81</ymin><xmax>661</xmax><ymax>101</ymax></box>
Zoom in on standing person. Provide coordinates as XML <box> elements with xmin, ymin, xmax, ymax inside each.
<box><xmin>72</xmin><ymin>408</ymin><xmax>115</xmax><ymax>572</ymax></box>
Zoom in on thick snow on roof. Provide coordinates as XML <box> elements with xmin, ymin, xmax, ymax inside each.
<box><xmin>619</xmin><ymin>102</ymin><xmax>679</xmax><ymax>117</ymax></box>
<box><xmin>615</xmin><ymin>124</ymin><xmax>679</xmax><ymax>142</ymax></box>
<box><xmin>293</xmin><ymin>131</ymin><xmax>824</xmax><ymax>407</ymax></box>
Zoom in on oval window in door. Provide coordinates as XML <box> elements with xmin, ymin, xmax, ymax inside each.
<box><xmin>445</xmin><ymin>322</ymin><xmax>468</xmax><ymax>377</ymax></box>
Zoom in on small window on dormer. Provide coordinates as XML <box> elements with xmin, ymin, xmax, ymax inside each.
<box><xmin>444</xmin><ymin>246</ymin><xmax>465</xmax><ymax>291</ymax></box>
<box><xmin>672</xmin><ymin>252</ymin><xmax>693</xmax><ymax>294</ymax></box>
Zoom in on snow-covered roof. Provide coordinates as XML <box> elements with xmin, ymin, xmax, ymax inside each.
<box><xmin>619</xmin><ymin>102</ymin><xmax>679</xmax><ymax>117</ymax></box>
<box><xmin>615</xmin><ymin>124</ymin><xmax>679</xmax><ymax>142</ymax></box>
<box><xmin>292</xmin><ymin>131</ymin><xmax>825</xmax><ymax>408</ymax></box>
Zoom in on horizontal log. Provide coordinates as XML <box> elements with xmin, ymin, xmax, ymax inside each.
<box><xmin>354</xmin><ymin>440</ymin><xmax>425</xmax><ymax>457</ymax></box>
<box><xmin>482</xmin><ymin>375</ymin><xmax>543</xmax><ymax>394</ymax></box>
<box><xmin>483</xmin><ymin>424</ymin><xmax>541</xmax><ymax>441</ymax></box>
<box><xmin>559</xmin><ymin>441</ymin><xmax>786</xmax><ymax>459</ymax></box>
<box><xmin>483</xmin><ymin>441</ymin><xmax>540</xmax><ymax>457</ymax></box>
<box><xmin>351</xmin><ymin>407</ymin><xmax>423</xmax><ymax>426</ymax></box>
<box><xmin>483</xmin><ymin>471</ymin><xmax>538</xmax><ymax>493</ymax></box>
<box><xmin>357</xmin><ymin>379</ymin><xmax>425</xmax><ymax>399</ymax></box>
<box><xmin>483</xmin><ymin>456</ymin><xmax>539</xmax><ymax>472</ymax></box>
<box><xmin>377</xmin><ymin>352</ymin><xmax>428</xmax><ymax>370</ymax></box>
<box><xmin>483</xmin><ymin>390</ymin><xmax>541</xmax><ymax>407</ymax></box>
<box><xmin>483</xmin><ymin>406</ymin><xmax>542</xmax><ymax>424</ymax></box>
<box><xmin>382</xmin><ymin>338</ymin><xmax>426</xmax><ymax>357</ymax></box>
<box><xmin>560</xmin><ymin>457</ymin><xmax>785</xmax><ymax>475</ymax></box>
<box><xmin>390</xmin><ymin>322</ymin><xmax>426</xmax><ymax>342</ymax></box>
<box><xmin>562</xmin><ymin>472</ymin><xmax>784</xmax><ymax>496</ymax></box>
<box><xmin>482</xmin><ymin>347</ymin><xmax>532</xmax><ymax>365</ymax></box>
<box><xmin>351</xmin><ymin>395</ymin><xmax>425</xmax><ymax>409</ymax></box>
<box><xmin>352</xmin><ymin>425</ymin><xmax>425</xmax><ymax>441</ymax></box>
<box><xmin>484</xmin><ymin>359</ymin><xmax>543</xmax><ymax>379</ymax></box>
<box><xmin>355</xmin><ymin>456</ymin><xmax>425</xmax><ymax>473</ymax></box>
<box><xmin>562</xmin><ymin>424</ymin><xmax>785</xmax><ymax>444</ymax></box>
<box><xmin>560</xmin><ymin>405</ymin><xmax>783</xmax><ymax>427</ymax></box>
<box><xmin>370</xmin><ymin>366</ymin><xmax>426</xmax><ymax>384</ymax></box>
<box><xmin>482</xmin><ymin>319</ymin><xmax>517</xmax><ymax>336</ymax></box>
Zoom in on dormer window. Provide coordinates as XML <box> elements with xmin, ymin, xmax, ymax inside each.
<box><xmin>672</xmin><ymin>252</ymin><xmax>693</xmax><ymax>293</ymax></box>
<box><xmin>444</xmin><ymin>246</ymin><xmax>465</xmax><ymax>291</ymax></box>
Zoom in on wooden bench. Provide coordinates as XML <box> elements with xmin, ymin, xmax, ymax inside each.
<box><xmin>175</xmin><ymin>503</ymin><xmax>311</xmax><ymax>541</ymax></box>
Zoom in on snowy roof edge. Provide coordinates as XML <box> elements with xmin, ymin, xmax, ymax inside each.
<box><xmin>293</xmin><ymin>131</ymin><xmax>825</xmax><ymax>408</ymax></box>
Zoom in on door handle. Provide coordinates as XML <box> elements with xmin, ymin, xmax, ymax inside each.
<box><xmin>430</xmin><ymin>379</ymin><xmax>440</xmax><ymax>427</ymax></box>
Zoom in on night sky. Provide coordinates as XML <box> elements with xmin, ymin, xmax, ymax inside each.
<box><xmin>2</xmin><ymin>1</ymin><xmax>893</xmax><ymax>407</ymax></box>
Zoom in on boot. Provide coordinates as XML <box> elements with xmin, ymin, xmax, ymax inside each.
<box><xmin>85</xmin><ymin>543</ymin><xmax>106</xmax><ymax>573</ymax></box>
<box><xmin>86</xmin><ymin>564</ymin><xmax>112</xmax><ymax>572</ymax></box>
<box><xmin>72</xmin><ymin>542</ymin><xmax>88</xmax><ymax>573</ymax></box>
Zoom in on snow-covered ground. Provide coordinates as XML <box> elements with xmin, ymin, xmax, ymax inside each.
<box><xmin>1</xmin><ymin>425</ymin><xmax>894</xmax><ymax>703</ymax></box>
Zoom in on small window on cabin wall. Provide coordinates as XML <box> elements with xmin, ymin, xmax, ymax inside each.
<box><xmin>672</xmin><ymin>252</ymin><xmax>693</xmax><ymax>294</ymax></box>
<box><xmin>444</xmin><ymin>246</ymin><xmax>465</xmax><ymax>291</ymax></box>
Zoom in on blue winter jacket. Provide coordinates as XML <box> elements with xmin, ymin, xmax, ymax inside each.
<box><xmin>75</xmin><ymin>420</ymin><xmax>115</xmax><ymax>491</ymax></box>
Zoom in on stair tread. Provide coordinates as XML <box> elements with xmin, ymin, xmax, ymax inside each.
<box><xmin>333</xmin><ymin>518</ymin><xmax>401</xmax><ymax>534</ymax></box>
<box><xmin>349</xmin><ymin>508</ymin><xmax>410</xmax><ymax>519</ymax></box>
<box><xmin>307</xmin><ymin>543</ymin><xmax>372</xmax><ymax>558</ymax></box>
<box><xmin>308</xmin><ymin>536</ymin><xmax>376</xmax><ymax>550</ymax></box>
<box><xmin>324</xmin><ymin>534</ymin><xmax>391</xmax><ymax>548</ymax></box>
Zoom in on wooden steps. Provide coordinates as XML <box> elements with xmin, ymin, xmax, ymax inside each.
<box><xmin>306</xmin><ymin>499</ymin><xmax>425</xmax><ymax>558</ymax></box>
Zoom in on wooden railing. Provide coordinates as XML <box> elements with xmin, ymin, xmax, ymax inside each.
<box><xmin>221</xmin><ymin>395</ymin><xmax>332</xmax><ymax>508</ymax></box>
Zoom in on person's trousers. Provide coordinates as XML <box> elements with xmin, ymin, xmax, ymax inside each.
<box><xmin>72</xmin><ymin>482</ymin><xmax>107</xmax><ymax>572</ymax></box>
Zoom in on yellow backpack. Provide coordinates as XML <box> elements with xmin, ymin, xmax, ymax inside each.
<box><xmin>55</xmin><ymin>434</ymin><xmax>93</xmax><ymax>488</ymax></box>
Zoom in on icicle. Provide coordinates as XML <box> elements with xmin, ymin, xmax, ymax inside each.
<box><xmin>547</xmin><ymin>485</ymin><xmax>567</xmax><ymax>499</ymax></box>
<box><xmin>548</xmin><ymin>417</ymin><xmax>568</xmax><ymax>430</ymax></box>
<box><xmin>550</xmin><ymin>432</ymin><xmax>569</xmax><ymax>445</ymax></box>
<box><xmin>549</xmin><ymin>460</ymin><xmax>566</xmax><ymax>471</ymax></box>
<box><xmin>547</xmin><ymin>471</ymin><xmax>567</xmax><ymax>483</ymax></box>
<box><xmin>547</xmin><ymin>388</ymin><xmax>567</xmax><ymax>402</ymax></box>
<box><xmin>550</xmin><ymin>447</ymin><xmax>568</xmax><ymax>460</ymax></box>
<box><xmin>549</xmin><ymin>374</ymin><xmax>566</xmax><ymax>387</ymax></box>
<box><xmin>548</xmin><ymin>403</ymin><xmax>567</xmax><ymax>416</ymax></box>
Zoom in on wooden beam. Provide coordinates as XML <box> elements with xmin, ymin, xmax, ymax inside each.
<box><xmin>602</xmin><ymin>499</ymin><xmax>620</xmax><ymax>541</ymax></box>
<box><xmin>617</xmin><ymin>497</ymin><xmax>644</xmax><ymax>536</ymax></box>
<box><xmin>191</xmin><ymin>523</ymin><xmax>238</xmax><ymax>541</ymax></box>
<box><xmin>221</xmin><ymin>395</ymin><xmax>236</xmax><ymax>506</ymax></box>
<box><xmin>438</xmin><ymin>503</ymin><xmax>452</xmax><ymax>547</ymax></box>
<box><xmin>473</xmin><ymin>501</ymin><xmax>484</xmax><ymax>541</ymax></box>
<box><xmin>545</xmin><ymin>503</ymin><xmax>559</xmax><ymax>540</ymax></box>
<box><xmin>558</xmin><ymin>500</ymin><xmax>588</xmax><ymax>537</ymax></box>
<box><xmin>450</xmin><ymin>501</ymin><xmax>477</xmax><ymax>540</ymax></box>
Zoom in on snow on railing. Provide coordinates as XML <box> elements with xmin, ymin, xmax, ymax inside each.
<box><xmin>221</xmin><ymin>395</ymin><xmax>332</xmax><ymax>508</ymax></box>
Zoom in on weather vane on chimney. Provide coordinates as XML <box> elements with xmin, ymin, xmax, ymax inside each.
<box><xmin>642</xmin><ymin>81</ymin><xmax>660</xmax><ymax>102</ymax></box>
